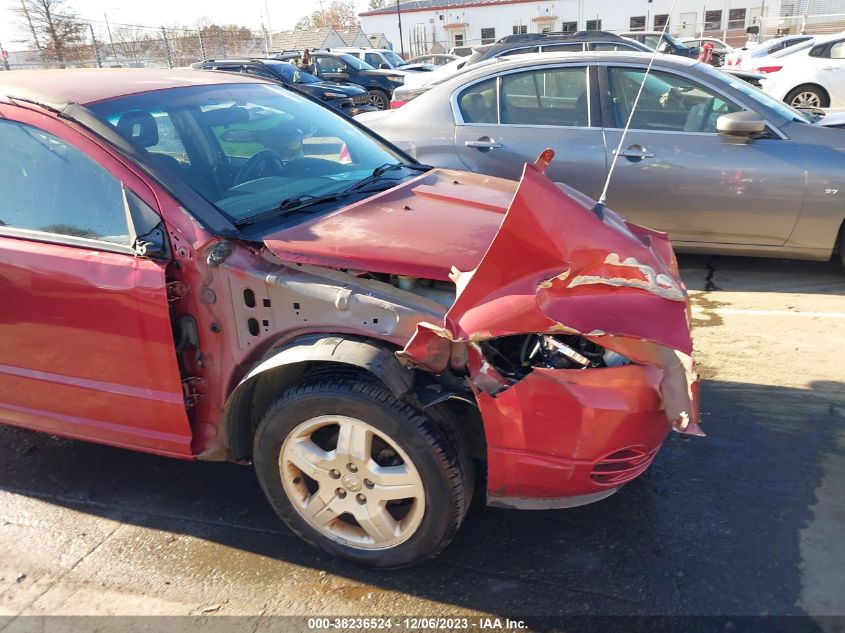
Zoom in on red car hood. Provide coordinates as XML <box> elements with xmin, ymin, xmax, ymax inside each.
<box><xmin>263</xmin><ymin>168</ymin><xmax>516</xmax><ymax>282</ymax></box>
<box><xmin>264</xmin><ymin>153</ymin><xmax>691</xmax><ymax>355</ymax></box>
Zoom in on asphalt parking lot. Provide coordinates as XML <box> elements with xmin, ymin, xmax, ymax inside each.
<box><xmin>0</xmin><ymin>254</ymin><xmax>843</xmax><ymax>626</ymax></box>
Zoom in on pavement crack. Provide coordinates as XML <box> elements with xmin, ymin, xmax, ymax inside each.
<box><xmin>0</xmin><ymin>520</ymin><xmax>123</xmax><ymax>629</ymax></box>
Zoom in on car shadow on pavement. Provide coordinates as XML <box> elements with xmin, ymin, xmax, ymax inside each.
<box><xmin>0</xmin><ymin>377</ymin><xmax>842</xmax><ymax>622</ymax></box>
<box><xmin>678</xmin><ymin>255</ymin><xmax>845</xmax><ymax>295</ymax></box>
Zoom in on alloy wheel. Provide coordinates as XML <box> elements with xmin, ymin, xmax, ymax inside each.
<box><xmin>279</xmin><ymin>415</ymin><xmax>425</xmax><ymax>550</ymax></box>
<box><xmin>790</xmin><ymin>91</ymin><xmax>822</xmax><ymax>108</ymax></box>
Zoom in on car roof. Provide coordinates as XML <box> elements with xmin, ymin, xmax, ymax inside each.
<box><xmin>0</xmin><ymin>68</ymin><xmax>267</xmax><ymax>108</ymax></box>
<box><xmin>437</xmin><ymin>50</ymin><xmax>699</xmax><ymax>87</ymax></box>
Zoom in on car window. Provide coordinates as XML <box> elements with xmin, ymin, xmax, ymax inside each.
<box><xmin>315</xmin><ymin>56</ymin><xmax>345</xmax><ymax>73</ymax></box>
<box><xmin>89</xmin><ymin>83</ymin><xmax>406</xmax><ymax>225</ymax></box>
<box><xmin>457</xmin><ymin>77</ymin><xmax>498</xmax><ymax>124</ymax></box>
<box><xmin>591</xmin><ymin>42</ymin><xmax>635</xmax><ymax>51</ymax></box>
<box><xmin>364</xmin><ymin>52</ymin><xmax>383</xmax><ymax>67</ymax></box>
<box><xmin>831</xmin><ymin>41</ymin><xmax>845</xmax><ymax>59</ymax></box>
<box><xmin>500</xmin><ymin>67</ymin><xmax>590</xmax><ymax>127</ymax></box>
<box><xmin>540</xmin><ymin>43</ymin><xmax>584</xmax><ymax>52</ymax></box>
<box><xmin>0</xmin><ymin>120</ymin><xmax>130</xmax><ymax>244</ymax></box>
<box><xmin>607</xmin><ymin>67</ymin><xmax>741</xmax><ymax>132</ymax></box>
<box><xmin>215</xmin><ymin>64</ymin><xmax>243</xmax><ymax>73</ymax></box>
<box><xmin>244</xmin><ymin>65</ymin><xmax>279</xmax><ymax>80</ymax></box>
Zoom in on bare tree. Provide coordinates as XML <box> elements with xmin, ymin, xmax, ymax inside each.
<box><xmin>296</xmin><ymin>1</ymin><xmax>359</xmax><ymax>30</ymax></box>
<box><xmin>14</xmin><ymin>0</ymin><xmax>87</xmax><ymax>65</ymax></box>
<box><xmin>111</xmin><ymin>25</ymin><xmax>150</xmax><ymax>65</ymax></box>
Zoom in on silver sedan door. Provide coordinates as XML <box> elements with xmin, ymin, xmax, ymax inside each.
<box><xmin>599</xmin><ymin>64</ymin><xmax>806</xmax><ymax>246</ymax></box>
<box><xmin>453</xmin><ymin>64</ymin><xmax>608</xmax><ymax>199</ymax></box>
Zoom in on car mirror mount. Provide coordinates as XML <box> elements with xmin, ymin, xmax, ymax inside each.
<box><xmin>717</xmin><ymin>111</ymin><xmax>767</xmax><ymax>137</ymax></box>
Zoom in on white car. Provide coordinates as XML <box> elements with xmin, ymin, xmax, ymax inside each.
<box><xmin>760</xmin><ymin>32</ymin><xmax>845</xmax><ymax>108</ymax></box>
<box><xmin>327</xmin><ymin>47</ymin><xmax>432</xmax><ymax>73</ymax></box>
<box><xmin>681</xmin><ymin>37</ymin><xmax>734</xmax><ymax>53</ymax></box>
<box><xmin>726</xmin><ymin>34</ymin><xmax>813</xmax><ymax>69</ymax></box>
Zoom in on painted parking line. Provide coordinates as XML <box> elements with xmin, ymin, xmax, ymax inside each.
<box><xmin>692</xmin><ymin>307</ymin><xmax>845</xmax><ymax>319</ymax></box>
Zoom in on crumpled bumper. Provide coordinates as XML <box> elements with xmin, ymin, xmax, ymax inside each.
<box><xmin>400</xmin><ymin>150</ymin><xmax>702</xmax><ymax>509</ymax></box>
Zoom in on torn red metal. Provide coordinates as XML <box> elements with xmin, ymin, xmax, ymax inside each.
<box><xmin>399</xmin><ymin>151</ymin><xmax>702</xmax><ymax>506</ymax></box>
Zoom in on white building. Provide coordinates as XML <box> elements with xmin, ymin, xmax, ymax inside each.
<box><xmin>359</xmin><ymin>0</ymin><xmax>845</xmax><ymax>57</ymax></box>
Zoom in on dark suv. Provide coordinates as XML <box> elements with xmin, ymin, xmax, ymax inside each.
<box><xmin>471</xmin><ymin>31</ymin><xmax>651</xmax><ymax>64</ymax></box>
<box><xmin>309</xmin><ymin>52</ymin><xmax>406</xmax><ymax>110</ymax></box>
<box><xmin>192</xmin><ymin>58</ymin><xmax>376</xmax><ymax>116</ymax></box>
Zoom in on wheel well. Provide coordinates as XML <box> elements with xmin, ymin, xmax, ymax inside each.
<box><xmin>223</xmin><ymin>336</ymin><xmax>486</xmax><ymax>462</ymax></box>
<box><xmin>787</xmin><ymin>83</ymin><xmax>830</xmax><ymax>104</ymax></box>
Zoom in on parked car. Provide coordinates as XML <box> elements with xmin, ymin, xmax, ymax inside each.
<box><xmin>0</xmin><ymin>68</ymin><xmax>699</xmax><ymax>567</ymax></box>
<box><xmin>390</xmin><ymin>34</ymin><xmax>650</xmax><ymax>106</ymax></box>
<box><xmin>757</xmin><ymin>33</ymin><xmax>845</xmax><ymax>108</ymax></box>
<box><xmin>407</xmin><ymin>53</ymin><xmax>459</xmax><ymax>66</ymax></box>
<box><xmin>358</xmin><ymin>51</ymin><xmax>845</xmax><ymax>264</ymax></box>
<box><xmin>725</xmin><ymin>34</ymin><xmax>814</xmax><ymax>69</ymax></box>
<box><xmin>680</xmin><ymin>36</ymin><xmax>734</xmax><ymax>66</ymax></box>
<box><xmin>468</xmin><ymin>31</ymin><xmax>651</xmax><ymax>66</ymax></box>
<box><xmin>388</xmin><ymin>53</ymin><xmax>765</xmax><ymax>109</ymax></box>
<box><xmin>328</xmin><ymin>47</ymin><xmax>433</xmax><ymax>73</ymax></box>
<box><xmin>308</xmin><ymin>51</ymin><xmax>405</xmax><ymax>110</ymax></box>
<box><xmin>191</xmin><ymin>58</ymin><xmax>376</xmax><ymax>116</ymax></box>
<box><xmin>681</xmin><ymin>37</ymin><xmax>734</xmax><ymax>54</ymax></box>
<box><xmin>619</xmin><ymin>31</ymin><xmax>700</xmax><ymax>58</ymax></box>
<box><xmin>448</xmin><ymin>46</ymin><xmax>474</xmax><ymax>57</ymax></box>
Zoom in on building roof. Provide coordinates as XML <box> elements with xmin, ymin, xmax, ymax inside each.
<box><xmin>359</xmin><ymin>0</ymin><xmax>539</xmax><ymax>17</ymax></box>
<box><xmin>0</xmin><ymin>68</ymin><xmax>263</xmax><ymax>107</ymax></box>
<box><xmin>335</xmin><ymin>27</ymin><xmax>368</xmax><ymax>46</ymax></box>
<box><xmin>271</xmin><ymin>27</ymin><xmax>336</xmax><ymax>52</ymax></box>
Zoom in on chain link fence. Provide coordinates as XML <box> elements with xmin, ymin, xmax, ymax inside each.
<box><xmin>0</xmin><ymin>21</ymin><xmax>272</xmax><ymax>71</ymax></box>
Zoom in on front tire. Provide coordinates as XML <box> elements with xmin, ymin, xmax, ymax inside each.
<box><xmin>784</xmin><ymin>84</ymin><xmax>829</xmax><ymax>109</ymax></box>
<box><xmin>368</xmin><ymin>89</ymin><xmax>390</xmax><ymax>110</ymax></box>
<box><xmin>253</xmin><ymin>378</ymin><xmax>472</xmax><ymax>568</ymax></box>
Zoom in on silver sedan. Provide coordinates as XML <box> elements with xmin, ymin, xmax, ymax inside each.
<box><xmin>358</xmin><ymin>52</ymin><xmax>845</xmax><ymax>265</ymax></box>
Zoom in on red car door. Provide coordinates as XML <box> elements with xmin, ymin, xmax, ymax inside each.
<box><xmin>0</xmin><ymin>107</ymin><xmax>193</xmax><ymax>458</ymax></box>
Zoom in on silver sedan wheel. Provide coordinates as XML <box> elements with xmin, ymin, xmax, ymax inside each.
<box><xmin>279</xmin><ymin>415</ymin><xmax>425</xmax><ymax>550</ymax></box>
<box><xmin>789</xmin><ymin>90</ymin><xmax>822</xmax><ymax>108</ymax></box>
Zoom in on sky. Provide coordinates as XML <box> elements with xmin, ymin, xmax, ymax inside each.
<box><xmin>0</xmin><ymin>0</ymin><xmax>369</xmax><ymax>50</ymax></box>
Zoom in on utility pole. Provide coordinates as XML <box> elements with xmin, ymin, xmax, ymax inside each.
<box><xmin>800</xmin><ymin>0</ymin><xmax>811</xmax><ymax>34</ymax></box>
<box><xmin>219</xmin><ymin>30</ymin><xmax>227</xmax><ymax>57</ymax></box>
<box><xmin>723</xmin><ymin>0</ymin><xmax>729</xmax><ymax>41</ymax></box>
<box><xmin>198</xmin><ymin>29</ymin><xmax>206</xmax><ymax>59</ymax></box>
<box><xmin>261</xmin><ymin>19</ymin><xmax>270</xmax><ymax>56</ymax></box>
<box><xmin>160</xmin><ymin>26</ymin><xmax>173</xmax><ymax>68</ymax></box>
<box><xmin>89</xmin><ymin>23</ymin><xmax>102</xmax><ymax>67</ymax></box>
<box><xmin>397</xmin><ymin>0</ymin><xmax>404</xmax><ymax>58</ymax></box>
<box><xmin>104</xmin><ymin>13</ymin><xmax>117</xmax><ymax>63</ymax></box>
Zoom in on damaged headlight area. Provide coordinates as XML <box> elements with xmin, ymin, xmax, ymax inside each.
<box><xmin>481</xmin><ymin>334</ymin><xmax>631</xmax><ymax>381</ymax></box>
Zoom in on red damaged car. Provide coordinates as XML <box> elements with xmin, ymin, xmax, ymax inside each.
<box><xmin>0</xmin><ymin>69</ymin><xmax>700</xmax><ymax>568</ymax></box>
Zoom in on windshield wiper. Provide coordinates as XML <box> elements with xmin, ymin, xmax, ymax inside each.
<box><xmin>234</xmin><ymin>163</ymin><xmax>431</xmax><ymax>227</ymax></box>
<box><xmin>344</xmin><ymin>162</ymin><xmax>432</xmax><ymax>194</ymax></box>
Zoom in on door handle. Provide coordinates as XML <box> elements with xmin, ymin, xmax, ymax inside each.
<box><xmin>615</xmin><ymin>146</ymin><xmax>655</xmax><ymax>159</ymax></box>
<box><xmin>465</xmin><ymin>138</ymin><xmax>502</xmax><ymax>149</ymax></box>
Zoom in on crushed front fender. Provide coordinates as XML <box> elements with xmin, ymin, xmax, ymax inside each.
<box><xmin>400</xmin><ymin>151</ymin><xmax>702</xmax><ymax>508</ymax></box>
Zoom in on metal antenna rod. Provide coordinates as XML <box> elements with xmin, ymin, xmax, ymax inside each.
<box><xmin>595</xmin><ymin>0</ymin><xmax>681</xmax><ymax>212</ymax></box>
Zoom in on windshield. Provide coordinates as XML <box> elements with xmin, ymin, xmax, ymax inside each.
<box><xmin>770</xmin><ymin>39</ymin><xmax>814</xmax><ymax>58</ymax></box>
<box><xmin>88</xmin><ymin>83</ymin><xmax>408</xmax><ymax>225</ymax></box>
<box><xmin>339</xmin><ymin>54</ymin><xmax>375</xmax><ymax>70</ymax></box>
<box><xmin>699</xmin><ymin>64</ymin><xmax>812</xmax><ymax>123</ymax></box>
<box><xmin>382</xmin><ymin>50</ymin><xmax>406</xmax><ymax>67</ymax></box>
<box><xmin>644</xmin><ymin>33</ymin><xmax>688</xmax><ymax>51</ymax></box>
